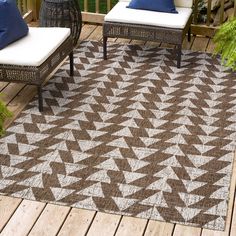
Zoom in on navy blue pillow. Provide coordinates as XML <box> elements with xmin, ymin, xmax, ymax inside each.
<box><xmin>0</xmin><ymin>0</ymin><xmax>29</xmax><ymax>50</ymax></box>
<box><xmin>127</xmin><ymin>0</ymin><xmax>178</xmax><ymax>13</ymax></box>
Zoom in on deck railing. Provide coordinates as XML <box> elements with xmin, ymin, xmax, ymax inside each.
<box><xmin>17</xmin><ymin>0</ymin><xmax>29</xmax><ymax>15</ymax></box>
<box><xmin>81</xmin><ymin>0</ymin><xmax>236</xmax><ymax>37</ymax></box>
<box><xmin>19</xmin><ymin>0</ymin><xmax>236</xmax><ymax>37</ymax></box>
<box><xmin>81</xmin><ymin>0</ymin><xmax>116</xmax><ymax>23</ymax></box>
<box><xmin>83</xmin><ymin>0</ymin><xmax>113</xmax><ymax>13</ymax></box>
<box><xmin>201</xmin><ymin>0</ymin><xmax>236</xmax><ymax>25</ymax></box>
<box><xmin>17</xmin><ymin>0</ymin><xmax>39</xmax><ymax>22</ymax></box>
<box><xmin>191</xmin><ymin>0</ymin><xmax>236</xmax><ymax>36</ymax></box>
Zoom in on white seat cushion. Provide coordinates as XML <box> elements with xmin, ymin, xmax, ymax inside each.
<box><xmin>105</xmin><ymin>2</ymin><xmax>192</xmax><ymax>29</ymax></box>
<box><xmin>0</xmin><ymin>27</ymin><xmax>71</xmax><ymax>67</ymax></box>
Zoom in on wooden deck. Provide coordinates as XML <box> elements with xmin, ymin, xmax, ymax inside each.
<box><xmin>0</xmin><ymin>24</ymin><xmax>236</xmax><ymax>236</ymax></box>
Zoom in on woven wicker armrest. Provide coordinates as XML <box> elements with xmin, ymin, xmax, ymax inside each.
<box><xmin>0</xmin><ymin>28</ymin><xmax>74</xmax><ymax>112</ymax></box>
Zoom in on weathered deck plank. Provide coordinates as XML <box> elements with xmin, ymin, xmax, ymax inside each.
<box><xmin>4</xmin><ymin>85</ymin><xmax>36</xmax><ymax>129</ymax></box>
<box><xmin>173</xmin><ymin>225</ymin><xmax>201</xmax><ymax>236</ymax></box>
<box><xmin>88</xmin><ymin>25</ymin><xmax>103</xmax><ymax>41</ymax></box>
<box><xmin>0</xmin><ymin>200</ymin><xmax>45</xmax><ymax>236</ymax></box>
<box><xmin>230</xmin><ymin>193</ymin><xmax>236</xmax><ymax>236</ymax></box>
<box><xmin>144</xmin><ymin>221</ymin><xmax>174</xmax><ymax>236</ymax></box>
<box><xmin>58</xmin><ymin>208</ymin><xmax>96</xmax><ymax>236</ymax></box>
<box><xmin>86</xmin><ymin>212</ymin><xmax>121</xmax><ymax>236</ymax></box>
<box><xmin>79</xmin><ymin>24</ymin><xmax>97</xmax><ymax>41</ymax></box>
<box><xmin>1</xmin><ymin>24</ymin><xmax>236</xmax><ymax>236</ymax></box>
<box><xmin>206</xmin><ymin>39</ymin><xmax>216</xmax><ymax>54</ymax></box>
<box><xmin>0</xmin><ymin>196</ymin><xmax>22</xmax><ymax>232</ymax></box>
<box><xmin>115</xmin><ymin>216</ymin><xmax>148</xmax><ymax>236</ymax></box>
<box><xmin>28</xmin><ymin>204</ymin><xmax>70</xmax><ymax>236</ymax></box>
<box><xmin>0</xmin><ymin>83</ymin><xmax>25</xmax><ymax>105</ymax></box>
<box><xmin>0</xmin><ymin>82</ymin><xmax>8</xmax><ymax>91</ymax></box>
<box><xmin>191</xmin><ymin>36</ymin><xmax>209</xmax><ymax>52</ymax></box>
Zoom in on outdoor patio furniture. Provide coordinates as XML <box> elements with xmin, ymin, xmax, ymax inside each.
<box><xmin>40</xmin><ymin>0</ymin><xmax>82</xmax><ymax>46</ymax></box>
<box><xmin>103</xmin><ymin>0</ymin><xmax>193</xmax><ymax>68</ymax></box>
<box><xmin>0</xmin><ymin>27</ymin><xmax>74</xmax><ymax>112</ymax></box>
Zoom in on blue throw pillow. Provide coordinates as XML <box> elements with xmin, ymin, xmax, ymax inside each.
<box><xmin>0</xmin><ymin>0</ymin><xmax>29</xmax><ymax>50</ymax></box>
<box><xmin>127</xmin><ymin>0</ymin><xmax>178</xmax><ymax>13</ymax></box>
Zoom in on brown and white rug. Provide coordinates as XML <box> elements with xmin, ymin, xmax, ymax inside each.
<box><xmin>0</xmin><ymin>41</ymin><xmax>236</xmax><ymax>230</ymax></box>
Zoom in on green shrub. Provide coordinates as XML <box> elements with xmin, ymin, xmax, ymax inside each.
<box><xmin>78</xmin><ymin>0</ymin><xmax>118</xmax><ymax>13</ymax></box>
<box><xmin>0</xmin><ymin>97</ymin><xmax>12</xmax><ymax>137</ymax></box>
<box><xmin>213</xmin><ymin>18</ymin><xmax>236</xmax><ymax>71</ymax></box>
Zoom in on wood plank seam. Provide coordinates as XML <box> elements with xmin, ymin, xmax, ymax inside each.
<box><xmin>0</xmin><ymin>198</ymin><xmax>23</xmax><ymax>233</ymax></box>
<box><xmin>0</xmin><ymin>83</ymin><xmax>9</xmax><ymax>92</ymax></box>
<box><xmin>27</xmin><ymin>204</ymin><xmax>70</xmax><ymax>236</ymax></box>
<box><xmin>200</xmin><ymin>227</ymin><xmax>203</xmax><ymax>235</ymax></box>
<box><xmin>229</xmin><ymin>188</ymin><xmax>236</xmax><ymax>236</ymax></box>
<box><xmin>57</xmin><ymin>208</ymin><xmax>96</xmax><ymax>236</ymax></box>
<box><xmin>206</xmin><ymin>38</ymin><xmax>212</xmax><ymax>52</ymax></box>
<box><xmin>23</xmin><ymin>202</ymin><xmax>48</xmax><ymax>235</ymax></box>
<box><xmin>54</xmin><ymin>207</ymin><xmax>72</xmax><ymax>236</ymax></box>
<box><xmin>228</xmin><ymin>186</ymin><xmax>236</xmax><ymax>235</ymax></box>
<box><xmin>189</xmin><ymin>36</ymin><xmax>196</xmax><ymax>50</ymax></box>
<box><xmin>141</xmin><ymin>219</ymin><xmax>150</xmax><ymax>236</ymax></box>
<box><xmin>84</xmin><ymin>211</ymin><xmax>98</xmax><ymax>235</ymax></box>
<box><xmin>84</xmin><ymin>24</ymin><xmax>101</xmax><ymax>41</ymax></box>
<box><xmin>0</xmin><ymin>200</ymin><xmax>46</xmax><ymax>236</ymax></box>
<box><xmin>5</xmin><ymin>85</ymin><xmax>27</xmax><ymax>106</ymax></box>
<box><xmin>171</xmin><ymin>224</ymin><xmax>176</xmax><ymax>236</ymax></box>
<box><xmin>112</xmin><ymin>216</ymin><xmax>123</xmax><ymax>236</ymax></box>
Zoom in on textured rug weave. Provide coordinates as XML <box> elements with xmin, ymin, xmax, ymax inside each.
<box><xmin>1</xmin><ymin>41</ymin><xmax>236</xmax><ymax>230</ymax></box>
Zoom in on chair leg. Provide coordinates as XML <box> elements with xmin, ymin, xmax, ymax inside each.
<box><xmin>69</xmin><ymin>51</ymin><xmax>74</xmax><ymax>76</ymax></box>
<box><xmin>177</xmin><ymin>45</ymin><xmax>182</xmax><ymax>68</ymax></box>
<box><xmin>103</xmin><ymin>36</ymin><xmax>108</xmax><ymax>60</ymax></box>
<box><xmin>38</xmin><ymin>85</ymin><xmax>43</xmax><ymax>112</ymax></box>
<box><xmin>188</xmin><ymin>27</ymin><xmax>191</xmax><ymax>42</ymax></box>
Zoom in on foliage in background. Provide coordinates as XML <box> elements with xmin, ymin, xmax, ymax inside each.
<box><xmin>78</xmin><ymin>0</ymin><xmax>118</xmax><ymax>13</ymax></box>
<box><xmin>213</xmin><ymin>18</ymin><xmax>236</xmax><ymax>71</ymax></box>
<box><xmin>16</xmin><ymin>0</ymin><xmax>118</xmax><ymax>15</ymax></box>
<box><xmin>0</xmin><ymin>97</ymin><xmax>12</xmax><ymax>137</ymax></box>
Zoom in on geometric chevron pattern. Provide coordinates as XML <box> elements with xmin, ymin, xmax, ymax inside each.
<box><xmin>0</xmin><ymin>41</ymin><xmax>236</xmax><ymax>231</ymax></box>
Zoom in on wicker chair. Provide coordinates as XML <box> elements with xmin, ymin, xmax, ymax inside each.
<box><xmin>103</xmin><ymin>0</ymin><xmax>193</xmax><ymax>68</ymax></box>
<box><xmin>0</xmin><ymin>27</ymin><xmax>74</xmax><ymax>112</ymax></box>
